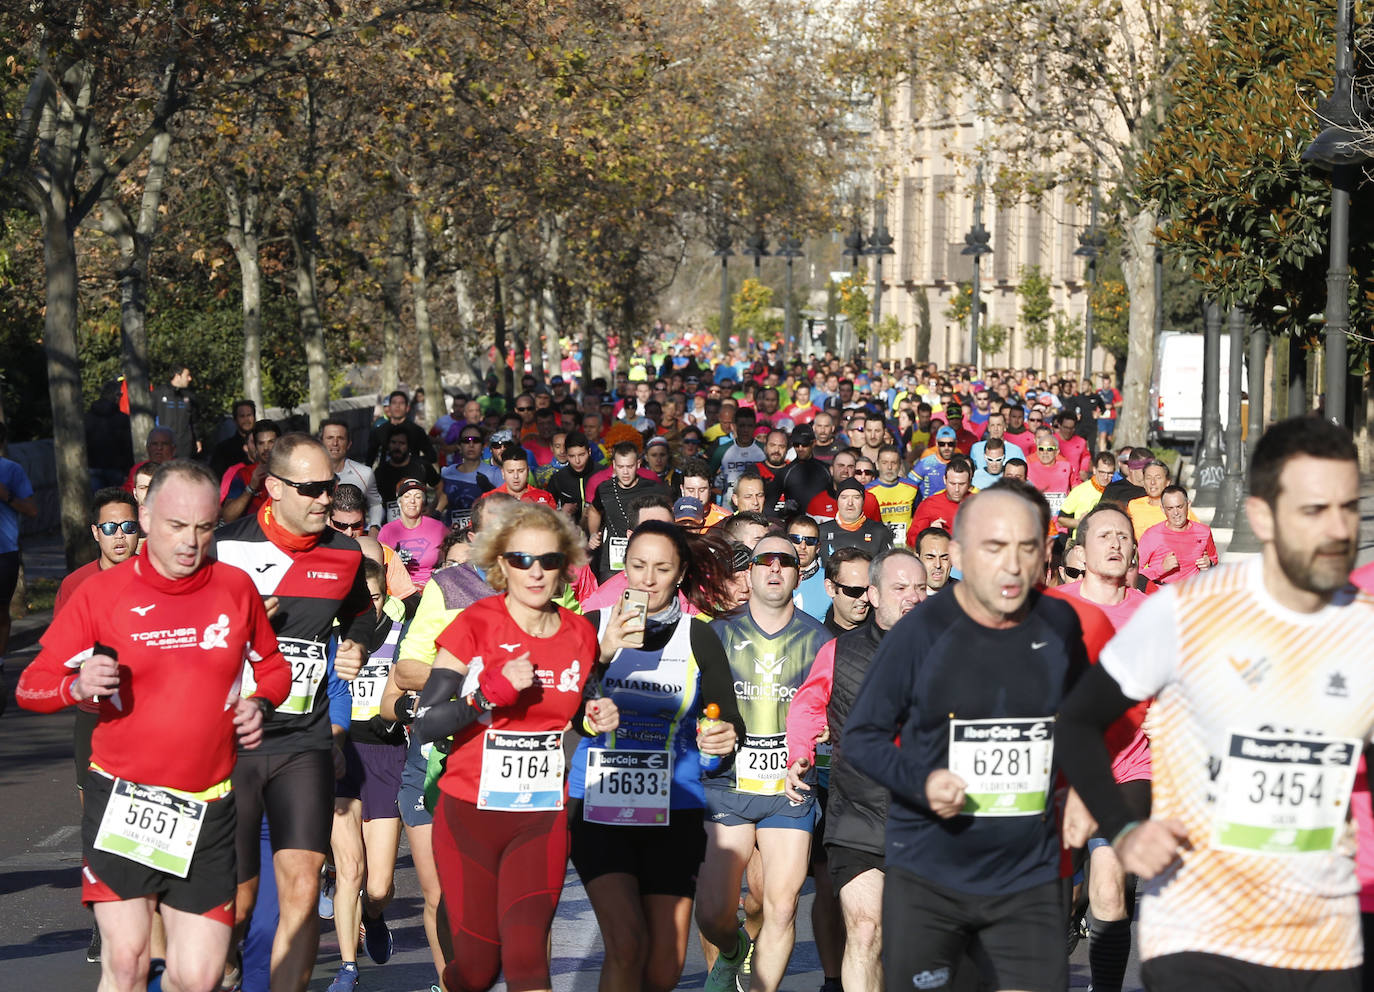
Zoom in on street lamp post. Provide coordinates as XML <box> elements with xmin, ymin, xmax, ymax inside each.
<box><xmin>1074</xmin><ymin>187</ymin><xmax>1107</xmax><ymax>381</ymax></box>
<box><xmin>961</xmin><ymin>164</ymin><xmax>992</xmax><ymax>371</ymax></box>
<box><xmin>713</xmin><ymin>233</ymin><xmax>733</xmax><ymax>353</ymax></box>
<box><xmin>841</xmin><ymin>222</ymin><xmax>866</xmax><ymax>359</ymax></box>
<box><xmin>742</xmin><ymin>229</ymin><xmax>770</xmax><ymax>357</ymax></box>
<box><xmin>777</xmin><ymin>235</ymin><xmax>804</xmax><ymax>362</ymax></box>
<box><xmin>1194</xmin><ymin>301</ymin><xmax>1226</xmax><ymax>509</ymax></box>
<box><xmin>866</xmin><ymin>208</ymin><xmax>894</xmax><ymax>364</ymax></box>
<box><xmin>1302</xmin><ymin>0</ymin><xmax>1370</xmax><ymax>427</ymax></box>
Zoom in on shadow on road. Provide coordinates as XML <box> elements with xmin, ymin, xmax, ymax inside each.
<box><xmin>0</xmin><ymin>926</ymin><xmax>87</xmax><ymax>961</ymax></box>
<box><xmin>0</xmin><ymin>867</ymin><xmax>81</xmax><ymax>898</ymax></box>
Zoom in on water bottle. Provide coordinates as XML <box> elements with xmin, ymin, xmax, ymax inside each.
<box><xmin>697</xmin><ymin>703</ymin><xmax>723</xmax><ymax>772</ymax></box>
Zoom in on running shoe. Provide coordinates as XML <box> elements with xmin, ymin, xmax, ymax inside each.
<box><xmin>704</xmin><ymin>927</ymin><xmax>750</xmax><ymax>992</ymax></box>
<box><xmin>362</xmin><ymin>910</ymin><xmax>393</xmax><ymax>965</ymax></box>
<box><xmin>734</xmin><ymin>936</ymin><xmax>755</xmax><ymax>992</ymax></box>
<box><xmin>818</xmin><ymin>981</ymin><xmax>843</xmax><ymax>992</ymax></box>
<box><xmin>318</xmin><ymin>866</ymin><xmax>336</xmax><ymax>920</ymax></box>
<box><xmin>86</xmin><ymin>925</ymin><xmax>101</xmax><ymax>963</ymax></box>
<box><xmin>327</xmin><ymin>963</ymin><xmax>359</xmax><ymax>992</ymax></box>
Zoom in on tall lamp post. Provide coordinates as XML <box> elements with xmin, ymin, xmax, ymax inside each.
<box><xmin>713</xmin><ymin>232</ymin><xmax>733</xmax><ymax>353</ymax></box>
<box><xmin>1193</xmin><ymin>301</ymin><xmax>1226</xmax><ymax>509</ymax></box>
<box><xmin>1073</xmin><ymin>187</ymin><xmax>1107</xmax><ymax>381</ymax></box>
<box><xmin>866</xmin><ymin>204</ymin><xmax>894</xmax><ymax>364</ymax></box>
<box><xmin>841</xmin><ymin>222</ymin><xmax>866</xmax><ymax>359</ymax></box>
<box><xmin>742</xmin><ymin>228</ymin><xmax>770</xmax><ymax>357</ymax></box>
<box><xmin>961</xmin><ymin>164</ymin><xmax>992</xmax><ymax>370</ymax></box>
<box><xmin>777</xmin><ymin>235</ymin><xmax>804</xmax><ymax>362</ymax></box>
<box><xmin>1302</xmin><ymin>0</ymin><xmax>1370</xmax><ymax>427</ymax></box>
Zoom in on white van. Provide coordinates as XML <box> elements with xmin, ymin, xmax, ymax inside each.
<box><xmin>1149</xmin><ymin>331</ymin><xmax>1245</xmax><ymax>445</ymax></box>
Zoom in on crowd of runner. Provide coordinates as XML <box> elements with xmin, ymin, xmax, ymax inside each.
<box><xmin>8</xmin><ymin>348</ymin><xmax>1374</xmax><ymax>992</ymax></box>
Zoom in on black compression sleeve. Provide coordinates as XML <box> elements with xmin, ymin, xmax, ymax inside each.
<box><xmin>414</xmin><ymin>666</ymin><xmax>485</xmax><ymax>744</ymax></box>
<box><xmin>1056</xmin><ymin>663</ymin><xmax>1141</xmax><ymax>840</ymax></box>
<box><xmin>692</xmin><ymin>622</ymin><xmax>745</xmax><ymax>743</ymax></box>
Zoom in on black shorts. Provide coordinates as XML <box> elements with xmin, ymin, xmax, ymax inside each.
<box><xmin>826</xmin><ymin>843</ymin><xmax>884</xmax><ymax>892</ymax></box>
<box><xmin>80</xmin><ymin>770</ymin><xmax>237</xmax><ymax>924</ymax></box>
<box><xmin>0</xmin><ymin>550</ymin><xmax>18</xmax><ymax>608</ymax></box>
<box><xmin>809</xmin><ymin>786</ymin><xmax>829</xmax><ymax>867</ymax></box>
<box><xmin>882</xmin><ymin>867</ymin><xmax>1066</xmax><ymax>992</ymax></box>
<box><xmin>232</xmin><ymin>749</ymin><xmax>333</xmax><ymax>881</ymax></box>
<box><xmin>73</xmin><ymin>707</ymin><xmax>99</xmax><ymax>791</ymax></box>
<box><xmin>335</xmin><ymin>739</ymin><xmax>405</xmax><ymax>822</ymax></box>
<box><xmin>568</xmin><ymin>801</ymin><xmax>706</xmax><ymax>898</ymax></box>
<box><xmin>1142</xmin><ymin>952</ymin><xmax>1360</xmax><ymax>992</ymax></box>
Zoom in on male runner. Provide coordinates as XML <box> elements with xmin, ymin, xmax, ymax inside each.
<box><xmin>867</xmin><ymin>443</ymin><xmax>919</xmax><ymax>545</ymax></box>
<box><xmin>1058</xmin><ymin>417</ymin><xmax>1374</xmax><ymax>991</ymax></box>
<box><xmin>698</xmin><ymin>535</ymin><xmax>834</xmax><ymax>992</ymax></box>
<box><xmin>845</xmin><ymin>480</ymin><xmax>1089</xmax><ymax>992</ymax></box>
<box><xmin>17</xmin><ymin>461</ymin><xmax>290</xmax><ymax>992</ymax></box>
<box><xmin>320</xmin><ymin>419</ymin><xmax>384</xmax><ymax>533</ymax></box>
<box><xmin>215</xmin><ymin>434</ymin><xmax>371</xmax><ymax>992</ymax></box>
<box><xmin>819</xmin><ymin>479</ymin><xmax>892</xmax><ymax>565</ymax></box>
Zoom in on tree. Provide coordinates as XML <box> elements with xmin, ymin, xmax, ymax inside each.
<box><xmin>837</xmin><ymin>275</ymin><xmax>872</xmax><ymax>351</ymax></box>
<box><xmin>945</xmin><ymin>282</ymin><xmax>972</xmax><ymax>324</ymax></box>
<box><xmin>978</xmin><ymin>322</ymin><xmax>1009</xmax><ymax>364</ymax></box>
<box><xmin>732</xmin><ymin>278</ymin><xmax>783</xmax><ymax>346</ymax></box>
<box><xmin>1018</xmin><ymin>265</ymin><xmax>1054</xmax><ymax>370</ymax></box>
<box><xmin>863</xmin><ymin>0</ymin><xmax>1205</xmax><ymax>442</ymax></box>
<box><xmin>1053</xmin><ymin>313</ymin><xmax>1084</xmax><ymax>363</ymax></box>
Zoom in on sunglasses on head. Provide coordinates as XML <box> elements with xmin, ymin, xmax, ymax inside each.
<box><xmin>834</xmin><ymin>582</ymin><xmax>868</xmax><ymax>599</ymax></box>
<box><xmin>501</xmin><ymin>551</ymin><xmax>567</xmax><ymax>570</ymax></box>
<box><xmin>751</xmin><ymin>551</ymin><xmax>799</xmax><ymax>569</ymax></box>
<box><xmin>1061</xmin><ymin>565</ymin><xmax>1084</xmax><ymax>579</ymax></box>
<box><xmin>97</xmin><ymin>520</ymin><xmax>140</xmax><ymax>536</ymax></box>
<box><xmin>273</xmin><ymin>475</ymin><xmax>337</xmax><ymax>499</ymax></box>
<box><xmin>787</xmin><ymin>533</ymin><xmax>819</xmax><ymax>546</ymax></box>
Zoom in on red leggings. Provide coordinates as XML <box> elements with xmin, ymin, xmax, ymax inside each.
<box><xmin>431</xmin><ymin>793</ymin><xmax>568</xmax><ymax>992</ymax></box>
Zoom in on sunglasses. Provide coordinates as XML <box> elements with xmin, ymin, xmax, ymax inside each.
<box><xmin>787</xmin><ymin>534</ymin><xmax>820</xmax><ymax>546</ymax></box>
<box><xmin>97</xmin><ymin>520</ymin><xmax>140</xmax><ymax>536</ymax></box>
<box><xmin>501</xmin><ymin>551</ymin><xmax>567</xmax><ymax>570</ymax></box>
<box><xmin>793</xmin><ymin>439</ymin><xmax>814</xmax><ymax>446</ymax></box>
<box><xmin>936</xmin><ymin>441</ymin><xmax>955</xmax><ymax>448</ymax></box>
<box><xmin>751</xmin><ymin>551</ymin><xmax>799</xmax><ymax>569</ymax></box>
<box><xmin>330</xmin><ymin>517</ymin><xmax>366</xmax><ymax>532</ymax></box>
<box><xmin>274</xmin><ymin>475</ymin><xmax>337</xmax><ymax>499</ymax></box>
<box><xmin>834</xmin><ymin>582</ymin><xmax>868</xmax><ymax>599</ymax></box>
<box><xmin>854</xmin><ymin>469</ymin><xmax>875</xmax><ymax>477</ymax></box>
<box><xmin>460</xmin><ymin>436</ymin><xmax>483</xmax><ymax>444</ymax></box>
<box><xmin>516</xmin><ymin>405</ymin><xmax>534</xmax><ymax>413</ymax></box>
<box><xmin>1027</xmin><ymin>417</ymin><xmax>1043</xmax><ymax>423</ymax></box>
<box><xmin>1061</xmin><ymin>566</ymin><xmax>1084</xmax><ymax>579</ymax></box>
<box><xmin>683</xmin><ymin>437</ymin><xmax>702</xmax><ymax>445</ymax></box>
<box><xmin>1037</xmin><ymin>446</ymin><xmax>1059</xmax><ymax>453</ymax></box>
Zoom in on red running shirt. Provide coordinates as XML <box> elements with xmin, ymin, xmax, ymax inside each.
<box><xmin>432</xmin><ymin>595</ymin><xmax>598</xmax><ymax>804</ymax></box>
<box><xmin>16</xmin><ymin>558</ymin><xmax>290</xmax><ymax>792</ymax></box>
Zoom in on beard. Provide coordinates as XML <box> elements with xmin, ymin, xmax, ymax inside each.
<box><xmin>1274</xmin><ymin>534</ymin><xmax>1355</xmax><ymax>595</ymax></box>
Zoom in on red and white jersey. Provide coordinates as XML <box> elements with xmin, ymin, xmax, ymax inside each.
<box><xmin>17</xmin><ymin>558</ymin><xmax>289</xmax><ymax>792</ymax></box>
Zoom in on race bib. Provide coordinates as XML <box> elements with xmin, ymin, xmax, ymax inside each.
<box><xmin>583</xmin><ymin>749</ymin><xmax>671</xmax><ymax>826</ymax></box>
<box><xmin>608</xmin><ymin>536</ymin><xmax>629</xmax><ymax>572</ymax></box>
<box><xmin>1045</xmin><ymin>492</ymin><xmax>1068</xmax><ymax>518</ymax></box>
<box><xmin>948</xmin><ymin>717</ymin><xmax>1055</xmax><ymax>816</ymax></box>
<box><xmin>385</xmin><ymin>499</ymin><xmax>401</xmax><ymax>523</ymax></box>
<box><xmin>349</xmin><ymin>663</ymin><xmax>389</xmax><ymax>722</ymax></box>
<box><xmin>1212</xmin><ymin>730</ymin><xmax>1360</xmax><ymax>856</ymax></box>
<box><xmin>477</xmin><ymin>730</ymin><xmax>565</xmax><ymax>812</ymax></box>
<box><xmin>888</xmin><ymin>521</ymin><xmax>909</xmax><ymax>545</ymax></box>
<box><xmin>737</xmin><ymin>734</ymin><xmax>788</xmax><ymax>795</ymax></box>
<box><xmin>94</xmin><ymin>779</ymin><xmax>206</xmax><ymax>879</ymax></box>
<box><xmin>277</xmin><ymin>638</ymin><xmax>328</xmax><ymax>715</ymax></box>
<box><xmin>814</xmin><ymin>741</ymin><xmax>833</xmax><ymax>771</ymax></box>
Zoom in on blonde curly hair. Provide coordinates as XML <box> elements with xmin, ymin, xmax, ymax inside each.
<box><xmin>469</xmin><ymin>501</ymin><xmax>588</xmax><ymax>592</ymax></box>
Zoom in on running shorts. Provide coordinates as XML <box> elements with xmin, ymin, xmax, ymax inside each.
<box><xmin>336</xmin><ymin>739</ymin><xmax>405</xmax><ymax>822</ymax></box>
<box><xmin>81</xmin><ymin>770</ymin><xmax>237</xmax><ymax>925</ymax></box>
<box><xmin>397</xmin><ymin>737</ymin><xmax>433</xmax><ymax>829</ymax></box>
<box><xmin>0</xmin><ymin>551</ymin><xmax>18</xmax><ymax>608</ymax></box>
<box><xmin>882</xmin><ymin>867</ymin><xmax>1066</xmax><ymax>992</ymax></box>
<box><xmin>826</xmin><ymin>842</ymin><xmax>884</xmax><ymax>892</ymax></box>
<box><xmin>704</xmin><ymin>783</ymin><xmax>818</xmax><ymax>831</ymax></box>
<box><xmin>567</xmin><ymin>801</ymin><xmax>706</xmax><ymax>897</ymax></box>
<box><xmin>1141</xmin><ymin>953</ymin><xmax>1359</xmax><ymax>992</ymax></box>
<box><xmin>232</xmin><ymin>749</ymin><xmax>333</xmax><ymax>881</ymax></box>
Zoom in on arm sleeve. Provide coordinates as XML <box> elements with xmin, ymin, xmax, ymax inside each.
<box><xmin>414</xmin><ymin>666</ymin><xmax>486</xmax><ymax>743</ymax></box>
<box><xmin>787</xmin><ymin>639</ymin><xmax>835</xmax><ymax>766</ymax></box>
<box><xmin>244</xmin><ymin>593</ymin><xmax>292</xmax><ymax>707</ymax></box>
<box><xmin>841</xmin><ymin>628</ymin><xmax>934</xmax><ymax>810</ymax></box>
<box><xmin>1055</xmin><ymin>663</ymin><xmax>1141</xmax><ymax>838</ymax></box>
<box><xmin>691</xmin><ymin>621</ymin><xmax>745</xmax><ymax>743</ymax></box>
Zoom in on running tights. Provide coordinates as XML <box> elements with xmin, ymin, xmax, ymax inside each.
<box><xmin>431</xmin><ymin>793</ymin><xmax>567</xmax><ymax>992</ymax></box>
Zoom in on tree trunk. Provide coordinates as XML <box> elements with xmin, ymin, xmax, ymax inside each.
<box><xmin>450</xmin><ymin>268</ymin><xmax>481</xmax><ymax>392</ymax></box>
<box><xmin>1117</xmin><ymin>205</ymin><xmax>1159</xmax><ymax>446</ymax></box>
<box><xmin>542</xmin><ymin>217</ymin><xmax>563</xmax><ymax>380</ymax></box>
<box><xmin>525</xmin><ymin>271</ymin><xmax>545</xmax><ymax>379</ymax></box>
<box><xmin>410</xmin><ymin>206</ymin><xmax>443</xmax><ymax>420</ymax></box>
<box><xmin>491</xmin><ymin>243</ymin><xmax>514</xmax><ymax>399</ymax></box>
<box><xmin>291</xmin><ymin>190</ymin><xmax>330</xmax><ymax>430</ymax></box>
<box><xmin>224</xmin><ymin>173</ymin><xmax>264</xmax><ymax>413</ymax></box>
<box><xmin>381</xmin><ymin>205</ymin><xmax>406</xmax><ymax>392</ymax></box>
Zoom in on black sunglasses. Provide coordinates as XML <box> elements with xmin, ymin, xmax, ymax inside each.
<box><xmin>97</xmin><ymin>520</ymin><xmax>140</xmax><ymax>536</ymax></box>
<box><xmin>516</xmin><ymin>406</ymin><xmax>534</xmax><ymax>413</ymax></box>
<box><xmin>1061</xmin><ymin>566</ymin><xmax>1084</xmax><ymax>579</ymax></box>
<box><xmin>787</xmin><ymin>534</ymin><xmax>819</xmax><ymax>546</ymax></box>
<box><xmin>273</xmin><ymin>475</ymin><xmax>337</xmax><ymax>499</ymax></box>
<box><xmin>501</xmin><ymin>551</ymin><xmax>567</xmax><ymax>570</ymax></box>
<box><xmin>330</xmin><ymin>517</ymin><xmax>366</xmax><ymax>532</ymax></box>
<box><xmin>683</xmin><ymin>437</ymin><xmax>702</xmax><ymax>445</ymax></box>
<box><xmin>854</xmin><ymin>469</ymin><xmax>875</xmax><ymax>476</ymax></box>
<box><xmin>834</xmin><ymin>582</ymin><xmax>868</xmax><ymax>599</ymax></box>
<box><xmin>460</xmin><ymin>436</ymin><xmax>483</xmax><ymax>443</ymax></box>
<box><xmin>751</xmin><ymin>551</ymin><xmax>799</xmax><ymax>569</ymax></box>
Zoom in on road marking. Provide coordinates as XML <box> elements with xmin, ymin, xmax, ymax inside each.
<box><xmin>36</xmin><ymin>825</ymin><xmax>79</xmax><ymax>849</ymax></box>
